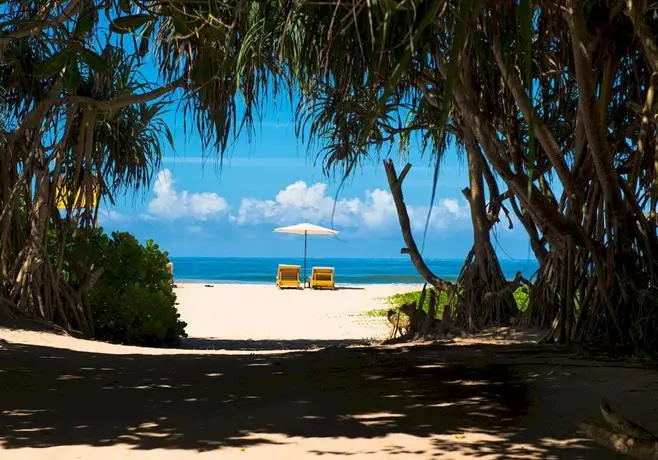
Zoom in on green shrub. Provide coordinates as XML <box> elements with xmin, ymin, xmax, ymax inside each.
<box><xmin>513</xmin><ymin>286</ymin><xmax>530</xmax><ymax>312</ymax></box>
<box><xmin>60</xmin><ymin>229</ymin><xmax>187</xmax><ymax>347</ymax></box>
<box><xmin>387</xmin><ymin>289</ymin><xmax>450</xmax><ymax>319</ymax></box>
<box><xmin>365</xmin><ymin>308</ymin><xmax>389</xmax><ymax>317</ymax></box>
<box><xmin>387</xmin><ymin>285</ymin><xmax>531</xmax><ymax>318</ymax></box>
<box><xmin>93</xmin><ymin>233</ymin><xmax>187</xmax><ymax>347</ymax></box>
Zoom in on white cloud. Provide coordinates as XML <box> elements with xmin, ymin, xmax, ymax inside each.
<box><xmin>360</xmin><ymin>189</ymin><xmax>397</xmax><ymax>227</ymax></box>
<box><xmin>147</xmin><ymin>169</ymin><xmax>229</xmax><ymax>221</ymax></box>
<box><xmin>442</xmin><ymin>198</ymin><xmax>461</xmax><ymax>215</ymax></box>
<box><xmin>233</xmin><ymin>180</ymin><xmax>468</xmax><ymax>231</ymax></box>
<box><xmin>232</xmin><ymin>181</ymin><xmax>355</xmax><ymax>226</ymax></box>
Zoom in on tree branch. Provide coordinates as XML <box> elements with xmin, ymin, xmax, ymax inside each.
<box><xmin>626</xmin><ymin>0</ymin><xmax>658</xmax><ymax>74</ymax></box>
<box><xmin>491</xmin><ymin>28</ymin><xmax>580</xmax><ymax>204</ymax></box>
<box><xmin>397</xmin><ymin>163</ymin><xmax>412</xmax><ymax>185</ymax></box>
<box><xmin>509</xmin><ymin>195</ymin><xmax>548</xmax><ymax>264</ymax></box>
<box><xmin>450</xmin><ymin>72</ymin><xmax>577</xmax><ymax>249</ymax></box>
<box><xmin>61</xmin><ymin>78</ymin><xmax>185</xmax><ymax>111</ymax></box>
<box><xmin>566</xmin><ymin>0</ymin><xmax>624</xmax><ymax>214</ymax></box>
<box><xmin>384</xmin><ymin>159</ymin><xmax>452</xmax><ymax>291</ymax></box>
<box><xmin>0</xmin><ymin>0</ymin><xmax>80</xmax><ymax>42</ymax></box>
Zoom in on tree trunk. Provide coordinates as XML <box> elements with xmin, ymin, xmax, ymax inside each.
<box><xmin>461</xmin><ymin>128</ymin><xmax>517</xmax><ymax>327</ymax></box>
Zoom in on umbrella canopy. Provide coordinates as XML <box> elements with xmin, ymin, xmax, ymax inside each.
<box><xmin>273</xmin><ymin>222</ymin><xmax>338</xmax><ymax>236</ymax></box>
<box><xmin>273</xmin><ymin>223</ymin><xmax>338</xmax><ymax>287</ymax></box>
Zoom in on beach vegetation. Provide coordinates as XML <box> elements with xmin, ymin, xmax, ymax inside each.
<box><xmin>51</xmin><ymin>227</ymin><xmax>186</xmax><ymax>347</ymax></box>
<box><xmin>88</xmin><ymin>231</ymin><xmax>187</xmax><ymax>347</ymax></box>
<box><xmin>386</xmin><ymin>287</ymin><xmax>529</xmax><ymax>320</ymax></box>
<box><xmin>364</xmin><ymin>309</ymin><xmax>389</xmax><ymax>317</ymax></box>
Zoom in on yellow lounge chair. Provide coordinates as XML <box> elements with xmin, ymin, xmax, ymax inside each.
<box><xmin>276</xmin><ymin>264</ymin><xmax>302</xmax><ymax>289</ymax></box>
<box><xmin>310</xmin><ymin>267</ymin><xmax>335</xmax><ymax>290</ymax></box>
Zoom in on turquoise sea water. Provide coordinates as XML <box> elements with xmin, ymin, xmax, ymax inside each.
<box><xmin>170</xmin><ymin>257</ymin><xmax>539</xmax><ymax>285</ymax></box>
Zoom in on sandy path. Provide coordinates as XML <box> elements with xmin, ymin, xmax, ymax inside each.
<box><xmin>175</xmin><ymin>283</ymin><xmax>421</xmax><ymax>346</ymax></box>
<box><xmin>1</xmin><ymin>283</ymin><xmax>657</xmax><ymax>460</ymax></box>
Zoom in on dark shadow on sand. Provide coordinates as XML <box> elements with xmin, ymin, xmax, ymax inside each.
<box><xmin>0</xmin><ymin>337</ymin><xmax>643</xmax><ymax>458</ymax></box>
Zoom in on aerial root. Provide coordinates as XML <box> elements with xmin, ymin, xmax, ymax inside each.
<box><xmin>579</xmin><ymin>398</ymin><xmax>658</xmax><ymax>459</ymax></box>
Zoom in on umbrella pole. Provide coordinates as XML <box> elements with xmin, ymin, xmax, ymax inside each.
<box><xmin>304</xmin><ymin>231</ymin><xmax>308</xmax><ymax>288</ymax></box>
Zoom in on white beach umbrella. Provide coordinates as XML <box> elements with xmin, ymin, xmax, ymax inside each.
<box><xmin>273</xmin><ymin>222</ymin><xmax>338</xmax><ymax>287</ymax></box>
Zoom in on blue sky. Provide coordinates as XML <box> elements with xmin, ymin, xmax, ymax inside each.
<box><xmin>98</xmin><ymin>95</ymin><xmax>532</xmax><ymax>260</ymax></box>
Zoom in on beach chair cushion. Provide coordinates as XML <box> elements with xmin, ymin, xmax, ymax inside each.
<box><xmin>277</xmin><ymin>264</ymin><xmax>301</xmax><ymax>288</ymax></box>
<box><xmin>310</xmin><ymin>267</ymin><xmax>335</xmax><ymax>289</ymax></box>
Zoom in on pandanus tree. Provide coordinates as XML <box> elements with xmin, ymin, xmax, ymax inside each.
<box><xmin>446</xmin><ymin>1</ymin><xmax>658</xmax><ymax>351</ymax></box>
<box><xmin>0</xmin><ymin>19</ymin><xmax>171</xmax><ymax>333</ymax></box>
<box><xmin>0</xmin><ymin>0</ymin><xmax>290</xmax><ymax>333</ymax></box>
<box><xmin>0</xmin><ymin>2</ymin><xmax>185</xmax><ymax>333</ymax></box>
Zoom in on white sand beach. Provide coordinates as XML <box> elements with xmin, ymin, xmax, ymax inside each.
<box><xmin>175</xmin><ymin>282</ymin><xmax>422</xmax><ymax>345</ymax></box>
<box><xmin>1</xmin><ymin>282</ymin><xmax>655</xmax><ymax>460</ymax></box>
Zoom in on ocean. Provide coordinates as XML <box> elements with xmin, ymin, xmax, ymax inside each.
<box><xmin>170</xmin><ymin>257</ymin><xmax>539</xmax><ymax>285</ymax></box>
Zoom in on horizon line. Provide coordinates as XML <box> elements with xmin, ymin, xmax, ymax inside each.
<box><xmin>168</xmin><ymin>255</ymin><xmax>539</xmax><ymax>262</ymax></box>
